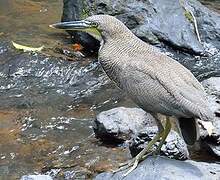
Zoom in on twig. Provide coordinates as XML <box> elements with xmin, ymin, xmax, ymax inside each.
<box><xmin>180</xmin><ymin>0</ymin><xmax>202</xmax><ymax>43</ymax></box>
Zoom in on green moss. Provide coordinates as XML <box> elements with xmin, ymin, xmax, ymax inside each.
<box><xmin>80</xmin><ymin>0</ymin><xmax>90</xmax><ymax>19</ymax></box>
<box><xmin>81</xmin><ymin>8</ymin><xmax>89</xmax><ymax>19</ymax></box>
<box><xmin>184</xmin><ymin>11</ymin><xmax>194</xmax><ymax>23</ymax></box>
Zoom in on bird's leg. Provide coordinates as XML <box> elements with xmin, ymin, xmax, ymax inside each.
<box><xmin>122</xmin><ymin>131</ymin><xmax>164</xmax><ymax>176</ymax></box>
<box><xmin>112</xmin><ymin>131</ymin><xmax>164</xmax><ymax>174</ymax></box>
<box><xmin>112</xmin><ymin>114</ymin><xmax>165</xmax><ymax>176</ymax></box>
<box><xmin>154</xmin><ymin>114</ymin><xmax>164</xmax><ymax>133</ymax></box>
<box><xmin>131</xmin><ymin>115</ymin><xmax>165</xmax><ymax>161</ymax></box>
<box><xmin>154</xmin><ymin>117</ymin><xmax>171</xmax><ymax>155</ymax></box>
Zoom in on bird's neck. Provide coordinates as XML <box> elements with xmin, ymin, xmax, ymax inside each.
<box><xmin>98</xmin><ymin>34</ymin><xmax>156</xmax><ymax>84</ymax></box>
<box><xmin>99</xmin><ymin>34</ymin><xmax>156</xmax><ymax>65</ymax></box>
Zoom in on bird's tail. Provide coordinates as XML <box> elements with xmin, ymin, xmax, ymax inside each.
<box><xmin>178</xmin><ymin>117</ymin><xmax>200</xmax><ymax>145</ymax></box>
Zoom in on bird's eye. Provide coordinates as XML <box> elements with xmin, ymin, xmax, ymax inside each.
<box><xmin>90</xmin><ymin>22</ymin><xmax>98</xmax><ymax>27</ymax></box>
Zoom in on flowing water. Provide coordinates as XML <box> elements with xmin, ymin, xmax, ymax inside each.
<box><xmin>0</xmin><ymin>0</ymin><xmax>219</xmax><ymax>179</ymax></box>
<box><xmin>0</xmin><ymin>0</ymin><xmax>133</xmax><ymax>179</ymax></box>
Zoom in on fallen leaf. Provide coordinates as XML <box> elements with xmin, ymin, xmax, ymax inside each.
<box><xmin>12</xmin><ymin>41</ymin><xmax>44</xmax><ymax>52</ymax></box>
<box><xmin>72</xmin><ymin>43</ymin><xmax>83</xmax><ymax>51</ymax></box>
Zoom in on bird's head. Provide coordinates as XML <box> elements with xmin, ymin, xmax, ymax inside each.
<box><xmin>50</xmin><ymin>15</ymin><xmax>131</xmax><ymax>42</ymax></box>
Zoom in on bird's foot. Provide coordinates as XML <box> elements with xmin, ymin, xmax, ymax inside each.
<box><xmin>123</xmin><ymin>152</ymin><xmax>153</xmax><ymax>177</ymax></box>
<box><xmin>111</xmin><ymin>159</ymin><xmax>135</xmax><ymax>174</ymax></box>
<box><xmin>112</xmin><ymin>152</ymin><xmax>153</xmax><ymax>176</ymax></box>
<box><xmin>112</xmin><ymin>118</ymin><xmax>172</xmax><ymax>177</ymax></box>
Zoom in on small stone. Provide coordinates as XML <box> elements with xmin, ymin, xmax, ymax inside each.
<box><xmin>94</xmin><ymin>156</ymin><xmax>220</xmax><ymax>180</ymax></box>
<box><xmin>20</xmin><ymin>175</ymin><xmax>53</xmax><ymax>180</ymax></box>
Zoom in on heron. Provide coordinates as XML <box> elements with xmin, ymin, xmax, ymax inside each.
<box><xmin>50</xmin><ymin>15</ymin><xmax>214</xmax><ymax>176</ymax></box>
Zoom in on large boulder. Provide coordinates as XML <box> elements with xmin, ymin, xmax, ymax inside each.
<box><xmin>94</xmin><ymin>156</ymin><xmax>220</xmax><ymax>180</ymax></box>
<box><xmin>62</xmin><ymin>0</ymin><xmax>220</xmax><ymax>79</ymax></box>
<box><xmin>93</xmin><ymin>107</ymin><xmax>189</xmax><ymax>160</ymax></box>
<box><xmin>61</xmin><ymin>0</ymin><xmax>220</xmax><ymax>52</ymax></box>
<box><xmin>93</xmin><ymin>107</ymin><xmax>155</xmax><ymax>143</ymax></box>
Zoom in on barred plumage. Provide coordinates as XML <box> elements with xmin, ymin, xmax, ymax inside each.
<box><xmin>51</xmin><ymin>14</ymin><xmax>214</xmax><ymax>175</ymax></box>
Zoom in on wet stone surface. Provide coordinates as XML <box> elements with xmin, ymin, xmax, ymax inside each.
<box><xmin>93</xmin><ymin>107</ymin><xmax>155</xmax><ymax>143</ymax></box>
<box><xmin>0</xmin><ymin>41</ymin><xmax>131</xmax><ymax>179</ymax></box>
<box><xmin>0</xmin><ymin>23</ymin><xmax>130</xmax><ymax>180</ymax></box>
<box><xmin>95</xmin><ymin>156</ymin><xmax>220</xmax><ymax>180</ymax></box>
<box><xmin>0</xmin><ymin>41</ymin><xmax>108</xmax><ymax>109</ymax></box>
<box><xmin>93</xmin><ymin>107</ymin><xmax>189</xmax><ymax>160</ymax></box>
<box><xmin>200</xmin><ymin>77</ymin><xmax>220</xmax><ymax>157</ymax></box>
<box><xmin>129</xmin><ymin>128</ymin><xmax>189</xmax><ymax>160</ymax></box>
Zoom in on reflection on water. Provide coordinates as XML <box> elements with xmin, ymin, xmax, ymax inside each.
<box><xmin>0</xmin><ymin>0</ymin><xmax>64</xmax><ymax>46</ymax></box>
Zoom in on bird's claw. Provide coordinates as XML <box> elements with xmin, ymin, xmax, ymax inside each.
<box><xmin>112</xmin><ymin>152</ymin><xmax>153</xmax><ymax>176</ymax></box>
<box><xmin>123</xmin><ymin>152</ymin><xmax>153</xmax><ymax>176</ymax></box>
<box><xmin>122</xmin><ymin>160</ymin><xmax>138</xmax><ymax>177</ymax></box>
<box><xmin>111</xmin><ymin>159</ymin><xmax>135</xmax><ymax>174</ymax></box>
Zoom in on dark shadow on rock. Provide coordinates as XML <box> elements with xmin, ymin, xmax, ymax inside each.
<box><xmin>130</xmin><ymin>128</ymin><xmax>189</xmax><ymax>160</ymax></box>
<box><xmin>62</xmin><ymin>0</ymin><xmax>100</xmax><ymax>55</ymax></box>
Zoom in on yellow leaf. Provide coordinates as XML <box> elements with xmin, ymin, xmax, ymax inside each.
<box><xmin>12</xmin><ymin>41</ymin><xmax>44</xmax><ymax>52</ymax></box>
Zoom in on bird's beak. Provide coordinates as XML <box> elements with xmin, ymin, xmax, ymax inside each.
<box><xmin>50</xmin><ymin>20</ymin><xmax>102</xmax><ymax>41</ymax></box>
<box><xmin>49</xmin><ymin>20</ymin><xmax>96</xmax><ymax>30</ymax></box>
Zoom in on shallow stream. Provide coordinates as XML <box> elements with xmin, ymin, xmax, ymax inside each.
<box><xmin>0</xmin><ymin>0</ymin><xmax>219</xmax><ymax>179</ymax></box>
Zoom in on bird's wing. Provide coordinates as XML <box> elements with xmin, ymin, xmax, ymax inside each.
<box><xmin>166</xmin><ymin>55</ymin><xmax>204</xmax><ymax>92</ymax></box>
<box><xmin>119</xmin><ymin>56</ymin><xmax>212</xmax><ymax>120</ymax></box>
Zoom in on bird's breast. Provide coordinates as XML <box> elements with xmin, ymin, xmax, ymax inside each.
<box><xmin>98</xmin><ymin>55</ymin><xmax>122</xmax><ymax>86</ymax></box>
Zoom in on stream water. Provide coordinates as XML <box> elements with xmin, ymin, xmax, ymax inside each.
<box><xmin>0</xmin><ymin>0</ymin><xmax>133</xmax><ymax>179</ymax></box>
<box><xmin>0</xmin><ymin>0</ymin><xmax>219</xmax><ymax>179</ymax></box>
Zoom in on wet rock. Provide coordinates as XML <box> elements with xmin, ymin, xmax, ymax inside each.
<box><xmin>204</xmin><ymin>142</ymin><xmax>220</xmax><ymax>157</ymax></box>
<box><xmin>93</xmin><ymin>107</ymin><xmax>189</xmax><ymax>160</ymax></box>
<box><xmin>20</xmin><ymin>175</ymin><xmax>53</xmax><ymax>180</ymax></box>
<box><xmin>200</xmin><ymin>0</ymin><xmax>220</xmax><ymax>14</ymax></box>
<box><xmin>93</xmin><ymin>107</ymin><xmax>156</xmax><ymax>143</ymax></box>
<box><xmin>200</xmin><ymin>119</ymin><xmax>220</xmax><ymax>157</ymax></box>
<box><xmin>62</xmin><ymin>0</ymin><xmax>220</xmax><ymax>79</ymax></box>
<box><xmin>189</xmin><ymin>0</ymin><xmax>220</xmax><ymax>50</ymax></box>
<box><xmin>63</xmin><ymin>171</ymin><xmax>76</xmax><ymax>179</ymax></box>
<box><xmin>200</xmin><ymin>77</ymin><xmax>220</xmax><ymax>157</ymax></box>
<box><xmin>62</xmin><ymin>0</ymin><xmax>99</xmax><ymax>54</ymax></box>
<box><xmin>129</xmin><ymin>127</ymin><xmax>189</xmax><ymax>160</ymax></box>
<box><xmin>62</xmin><ymin>0</ymin><xmax>220</xmax><ymax>54</ymax></box>
<box><xmin>0</xmin><ymin>41</ymin><xmax>110</xmax><ymax>108</ymax></box>
<box><xmin>94</xmin><ymin>156</ymin><xmax>220</xmax><ymax>180</ymax></box>
<box><xmin>202</xmin><ymin>78</ymin><xmax>220</xmax><ymax>117</ymax></box>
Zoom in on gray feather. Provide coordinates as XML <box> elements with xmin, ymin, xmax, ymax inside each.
<box><xmin>92</xmin><ymin>15</ymin><xmax>214</xmax><ymax>144</ymax></box>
